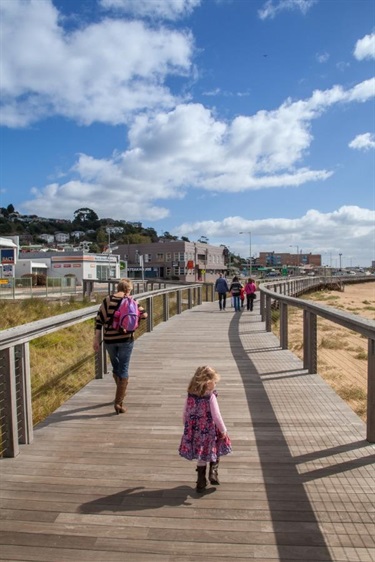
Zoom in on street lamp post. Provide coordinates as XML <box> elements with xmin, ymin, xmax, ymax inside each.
<box><xmin>239</xmin><ymin>231</ymin><xmax>252</xmax><ymax>277</ymax></box>
<box><xmin>339</xmin><ymin>253</ymin><xmax>342</xmax><ymax>270</ymax></box>
<box><xmin>289</xmin><ymin>244</ymin><xmax>299</xmax><ymax>266</ymax></box>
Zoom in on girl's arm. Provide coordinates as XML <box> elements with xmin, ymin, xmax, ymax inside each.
<box><xmin>209</xmin><ymin>393</ymin><xmax>227</xmax><ymax>435</ymax></box>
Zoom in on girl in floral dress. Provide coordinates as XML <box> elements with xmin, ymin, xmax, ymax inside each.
<box><xmin>178</xmin><ymin>366</ymin><xmax>232</xmax><ymax>493</ymax></box>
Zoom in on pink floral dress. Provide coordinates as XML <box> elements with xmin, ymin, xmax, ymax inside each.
<box><xmin>178</xmin><ymin>390</ymin><xmax>232</xmax><ymax>462</ymax></box>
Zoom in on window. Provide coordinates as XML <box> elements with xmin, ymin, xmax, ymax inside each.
<box><xmin>179</xmin><ymin>252</ymin><xmax>185</xmax><ymax>262</ymax></box>
<box><xmin>179</xmin><ymin>267</ymin><xmax>185</xmax><ymax>275</ymax></box>
<box><xmin>144</xmin><ymin>253</ymin><xmax>151</xmax><ymax>263</ymax></box>
<box><xmin>166</xmin><ymin>252</ymin><xmax>172</xmax><ymax>261</ymax></box>
<box><xmin>156</xmin><ymin>253</ymin><xmax>164</xmax><ymax>262</ymax></box>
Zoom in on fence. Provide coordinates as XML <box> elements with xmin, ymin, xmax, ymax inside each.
<box><xmin>259</xmin><ymin>275</ymin><xmax>375</xmax><ymax>442</ymax></box>
<box><xmin>0</xmin><ymin>283</ymin><xmax>216</xmax><ymax>458</ymax></box>
<box><xmin>1</xmin><ymin>276</ymin><xmax>374</xmax><ymax>459</ymax></box>
<box><xmin>0</xmin><ymin>276</ymin><xmax>78</xmax><ymax>299</ymax></box>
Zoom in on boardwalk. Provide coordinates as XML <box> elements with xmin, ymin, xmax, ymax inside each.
<box><xmin>0</xmin><ymin>300</ymin><xmax>374</xmax><ymax>561</ymax></box>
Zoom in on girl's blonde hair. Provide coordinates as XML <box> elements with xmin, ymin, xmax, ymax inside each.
<box><xmin>187</xmin><ymin>366</ymin><xmax>220</xmax><ymax>397</ymax></box>
<box><xmin>117</xmin><ymin>278</ymin><xmax>133</xmax><ymax>294</ymax></box>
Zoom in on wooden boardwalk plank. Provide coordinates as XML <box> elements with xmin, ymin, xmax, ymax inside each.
<box><xmin>1</xmin><ymin>300</ymin><xmax>374</xmax><ymax>562</ymax></box>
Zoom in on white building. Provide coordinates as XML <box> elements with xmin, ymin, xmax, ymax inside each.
<box><xmin>15</xmin><ymin>251</ymin><xmax>121</xmax><ymax>283</ymax></box>
<box><xmin>0</xmin><ymin>236</ymin><xmax>18</xmax><ymax>278</ymax></box>
<box><xmin>39</xmin><ymin>234</ymin><xmax>54</xmax><ymax>243</ymax></box>
<box><xmin>54</xmin><ymin>232</ymin><xmax>70</xmax><ymax>243</ymax></box>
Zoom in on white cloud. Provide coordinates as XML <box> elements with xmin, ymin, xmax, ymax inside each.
<box><xmin>99</xmin><ymin>0</ymin><xmax>201</xmax><ymax>19</ymax></box>
<box><xmin>21</xmin><ymin>77</ymin><xmax>374</xmax><ymax>222</ymax></box>
<box><xmin>354</xmin><ymin>32</ymin><xmax>375</xmax><ymax>60</ymax></box>
<box><xmin>258</xmin><ymin>0</ymin><xmax>316</xmax><ymax>20</ymax></box>
<box><xmin>0</xmin><ymin>0</ymin><xmax>194</xmax><ymax>127</ymax></box>
<box><xmin>349</xmin><ymin>133</ymin><xmax>375</xmax><ymax>151</ymax></box>
<box><xmin>316</xmin><ymin>52</ymin><xmax>330</xmax><ymax>63</ymax></box>
<box><xmin>174</xmin><ymin>206</ymin><xmax>375</xmax><ymax>264</ymax></box>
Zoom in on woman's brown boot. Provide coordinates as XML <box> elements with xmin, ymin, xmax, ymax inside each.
<box><xmin>114</xmin><ymin>378</ymin><xmax>128</xmax><ymax>414</ymax></box>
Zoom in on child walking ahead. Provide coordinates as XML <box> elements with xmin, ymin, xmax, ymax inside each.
<box><xmin>178</xmin><ymin>366</ymin><xmax>232</xmax><ymax>493</ymax></box>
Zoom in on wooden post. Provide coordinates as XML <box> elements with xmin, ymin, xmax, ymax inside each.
<box><xmin>17</xmin><ymin>343</ymin><xmax>33</xmax><ymax>445</ymax></box>
<box><xmin>280</xmin><ymin>302</ymin><xmax>288</xmax><ymax>350</ymax></box>
<box><xmin>265</xmin><ymin>295</ymin><xmax>272</xmax><ymax>332</ymax></box>
<box><xmin>177</xmin><ymin>290</ymin><xmax>182</xmax><ymax>314</ymax></box>
<box><xmin>2</xmin><ymin>347</ymin><xmax>19</xmax><ymax>457</ymax></box>
<box><xmin>303</xmin><ymin>311</ymin><xmax>317</xmax><ymax>373</ymax></box>
<box><xmin>147</xmin><ymin>296</ymin><xmax>154</xmax><ymax>332</ymax></box>
<box><xmin>163</xmin><ymin>293</ymin><xmax>169</xmax><ymax>322</ymax></box>
<box><xmin>367</xmin><ymin>338</ymin><xmax>375</xmax><ymax>443</ymax></box>
<box><xmin>188</xmin><ymin>288</ymin><xmax>192</xmax><ymax>309</ymax></box>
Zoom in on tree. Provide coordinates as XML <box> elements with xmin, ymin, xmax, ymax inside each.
<box><xmin>7</xmin><ymin>204</ymin><xmax>15</xmax><ymax>214</ymax></box>
<box><xmin>161</xmin><ymin>231</ymin><xmax>178</xmax><ymax>240</ymax></box>
<box><xmin>198</xmin><ymin>236</ymin><xmax>209</xmax><ymax>244</ymax></box>
<box><xmin>181</xmin><ymin>236</ymin><xmax>190</xmax><ymax>242</ymax></box>
<box><xmin>73</xmin><ymin>208</ymin><xmax>99</xmax><ymax>226</ymax></box>
<box><xmin>141</xmin><ymin>227</ymin><xmax>158</xmax><ymax>242</ymax></box>
<box><xmin>96</xmin><ymin>228</ymin><xmax>107</xmax><ymax>251</ymax></box>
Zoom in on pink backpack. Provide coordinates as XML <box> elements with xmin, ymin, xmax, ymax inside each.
<box><xmin>112</xmin><ymin>297</ymin><xmax>140</xmax><ymax>333</ymax></box>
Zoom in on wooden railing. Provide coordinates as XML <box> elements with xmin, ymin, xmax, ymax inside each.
<box><xmin>0</xmin><ymin>283</ymin><xmax>215</xmax><ymax>458</ymax></box>
<box><xmin>259</xmin><ymin>276</ymin><xmax>375</xmax><ymax>442</ymax></box>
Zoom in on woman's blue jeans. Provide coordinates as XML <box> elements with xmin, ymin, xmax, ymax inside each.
<box><xmin>233</xmin><ymin>295</ymin><xmax>241</xmax><ymax>311</ymax></box>
<box><xmin>105</xmin><ymin>339</ymin><xmax>134</xmax><ymax>379</ymax></box>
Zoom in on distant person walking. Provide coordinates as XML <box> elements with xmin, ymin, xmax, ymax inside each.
<box><xmin>178</xmin><ymin>366</ymin><xmax>232</xmax><ymax>493</ymax></box>
<box><xmin>229</xmin><ymin>276</ymin><xmax>243</xmax><ymax>311</ymax></box>
<box><xmin>244</xmin><ymin>278</ymin><xmax>257</xmax><ymax>311</ymax></box>
<box><xmin>214</xmin><ymin>273</ymin><xmax>229</xmax><ymax>311</ymax></box>
<box><xmin>93</xmin><ymin>278</ymin><xmax>147</xmax><ymax>415</ymax></box>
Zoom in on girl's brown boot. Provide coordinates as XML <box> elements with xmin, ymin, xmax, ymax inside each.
<box><xmin>196</xmin><ymin>465</ymin><xmax>207</xmax><ymax>493</ymax></box>
<box><xmin>209</xmin><ymin>461</ymin><xmax>220</xmax><ymax>485</ymax></box>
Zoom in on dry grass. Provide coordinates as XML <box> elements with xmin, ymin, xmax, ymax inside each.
<box><xmin>1</xmin><ymin>297</ymin><xmax>100</xmax><ymax>425</ymax></box>
<box><xmin>1</xmin><ymin>287</ymin><xmax>203</xmax><ymax>426</ymax></box>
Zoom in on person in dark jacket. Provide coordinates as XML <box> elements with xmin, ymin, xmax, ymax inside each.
<box><xmin>214</xmin><ymin>273</ymin><xmax>229</xmax><ymax>311</ymax></box>
<box><xmin>229</xmin><ymin>276</ymin><xmax>243</xmax><ymax>312</ymax></box>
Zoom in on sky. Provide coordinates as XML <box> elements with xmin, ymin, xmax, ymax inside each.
<box><xmin>0</xmin><ymin>0</ymin><xmax>374</xmax><ymax>268</ymax></box>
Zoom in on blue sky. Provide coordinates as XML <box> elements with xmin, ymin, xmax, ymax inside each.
<box><xmin>1</xmin><ymin>0</ymin><xmax>374</xmax><ymax>267</ymax></box>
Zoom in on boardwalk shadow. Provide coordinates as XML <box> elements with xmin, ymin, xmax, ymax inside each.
<box><xmin>79</xmin><ymin>485</ymin><xmax>216</xmax><ymax>513</ymax></box>
<box><xmin>37</xmin><ymin>401</ymin><xmax>115</xmax><ymax>428</ymax></box>
<box><xmin>228</xmin><ymin>311</ymin><xmax>335</xmax><ymax>562</ymax></box>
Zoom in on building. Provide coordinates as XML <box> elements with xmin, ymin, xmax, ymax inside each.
<box><xmin>14</xmin><ymin>251</ymin><xmax>121</xmax><ymax>284</ymax></box>
<box><xmin>0</xmin><ymin>236</ymin><xmax>18</xmax><ymax>278</ymax></box>
<box><xmin>116</xmin><ymin>240</ymin><xmax>228</xmax><ymax>283</ymax></box>
<box><xmin>258</xmin><ymin>251</ymin><xmax>321</xmax><ymax>268</ymax></box>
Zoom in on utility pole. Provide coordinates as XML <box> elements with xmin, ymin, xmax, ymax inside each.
<box><xmin>239</xmin><ymin>231</ymin><xmax>252</xmax><ymax>276</ymax></box>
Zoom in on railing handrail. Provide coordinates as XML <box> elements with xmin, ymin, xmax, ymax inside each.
<box><xmin>258</xmin><ymin>275</ymin><xmax>375</xmax><ymax>442</ymax></box>
<box><xmin>0</xmin><ymin>285</ymin><xmax>201</xmax><ymax>350</ymax></box>
<box><xmin>260</xmin><ymin>277</ymin><xmax>375</xmax><ymax>338</ymax></box>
